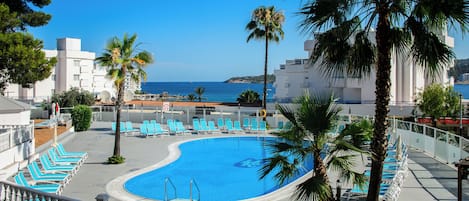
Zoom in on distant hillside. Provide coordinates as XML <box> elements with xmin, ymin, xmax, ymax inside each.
<box><xmin>224</xmin><ymin>74</ymin><xmax>275</xmax><ymax>84</ymax></box>
<box><xmin>450</xmin><ymin>58</ymin><xmax>469</xmax><ymax>82</ymax></box>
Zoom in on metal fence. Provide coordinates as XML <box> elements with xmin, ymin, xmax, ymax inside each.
<box><xmin>0</xmin><ymin>122</ymin><xmax>34</xmax><ymax>153</ymax></box>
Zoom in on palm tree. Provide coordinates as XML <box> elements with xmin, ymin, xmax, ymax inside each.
<box><xmin>261</xmin><ymin>91</ymin><xmax>369</xmax><ymax>200</ymax></box>
<box><xmin>195</xmin><ymin>87</ymin><xmax>205</xmax><ymax>102</ymax></box>
<box><xmin>299</xmin><ymin>1</ymin><xmax>468</xmax><ymax>200</ymax></box>
<box><xmin>246</xmin><ymin>6</ymin><xmax>285</xmax><ymax>120</ymax></box>
<box><xmin>237</xmin><ymin>89</ymin><xmax>261</xmax><ymax>104</ymax></box>
<box><xmin>96</xmin><ymin>33</ymin><xmax>153</xmax><ymax>162</ymax></box>
<box><xmin>187</xmin><ymin>94</ymin><xmax>196</xmax><ymax>102</ymax></box>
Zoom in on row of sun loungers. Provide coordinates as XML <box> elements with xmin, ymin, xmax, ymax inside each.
<box><xmin>13</xmin><ymin>143</ymin><xmax>88</xmax><ymax>195</ymax></box>
<box><xmin>346</xmin><ymin>138</ymin><xmax>408</xmax><ymax>201</ymax></box>
<box><xmin>111</xmin><ymin>118</ymin><xmax>272</xmax><ymax>137</ymax></box>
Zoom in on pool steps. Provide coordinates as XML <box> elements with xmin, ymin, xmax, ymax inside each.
<box><xmin>165</xmin><ymin>177</ymin><xmax>200</xmax><ymax>201</ymax></box>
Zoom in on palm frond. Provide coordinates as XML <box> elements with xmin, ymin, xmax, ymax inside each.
<box><xmin>294</xmin><ymin>174</ymin><xmax>333</xmax><ymax>201</ymax></box>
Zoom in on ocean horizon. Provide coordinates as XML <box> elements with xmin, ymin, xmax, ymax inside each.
<box><xmin>141</xmin><ymin>82</ymin><xmax>275</xmax><ymax>103</ymax></box>
<box><xmin>141</xmin><ymin>82</ymin><xmax>469</xmax><ymax>103</ymax></box>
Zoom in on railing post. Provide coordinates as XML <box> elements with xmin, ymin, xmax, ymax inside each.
<box><xmin>423</xmin><ymin>125</ymin><xmax>426</xmax><ymax>150</ymax></box>
<box><xmin>446</xmin><ymin>132</ymin><xmax>450</xmax><ymax>164</ymax></box>
<box><xmin>433</xmin><ymin>129</ymin><xmax>437</xmax><ymax>158</ymax></box>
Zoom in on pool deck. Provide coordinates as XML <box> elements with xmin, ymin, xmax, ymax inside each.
<box><xmin>34</xmin><ymin>121</ymin><xmax>469</xmax><ymax>201</ymax></box>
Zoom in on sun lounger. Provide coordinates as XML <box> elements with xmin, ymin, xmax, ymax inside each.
<box><xmin>15</xmin><ymin>171</ymin><xmax>62</xmax><ymax>194</ymax></box>
<box><xmin>258</xmin><ymin>121</ymin><xmax>267</xmax><ymax>132</ymax></box>
<box><xmin>193</xmin><ymin>119</ymin><xmax>208</xmax><ymax>134</ymax></box>
<box><xmin>217</xmin><ymin>118</ymin><xmax>225</xmax><ymax>130</ymax></box>
<box><xmin>208</xmin><ymin>121</ymin><xmax>220</xmax><ymax>133</ymax></box>
<box><xmin>39</xmin><ymin>154</ymin><xmax>77</xmax><ymax>175</ymax></box>
<box><xmin>56</xmin><ymin>143</ymin><xmax>87</xmax><ymax>159</ymax></box>
<box><xmin>199</xmin><ymin>119</ymin><xmax>210</xmax><ymax>133</ymax></box>
<box><xmin>176</xmin><ymin>122</ymin><xmax>191</xmax><ymax>135</ymax></box>
<box><xmin>250</xmin><ymin>118</ymin><xmax>259</xmax><ymax>132</ymax></box>
<box><xmin>243</xmin><ymin>118</ymin><xmax>250</xmax><ymax>130</ymax></box>
<box><xmin>27</xmin><ymin>162</ymin><xmax>69</xmax><ymax>184</ymax></box>
<box><xmin>48</xmin><ymin>149</ymin><xmax>82</xmax><ymax>166</ymax></box>
<box><xmin>125</xmin><ymin>121</ymin><xmax>139</xmax><ymax>135</ymax></box>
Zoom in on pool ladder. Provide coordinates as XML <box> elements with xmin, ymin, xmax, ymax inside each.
<box><xmin>164</xmin><ymin>177</ymin><xmax>200</xmax><ymax>201</ymax></box>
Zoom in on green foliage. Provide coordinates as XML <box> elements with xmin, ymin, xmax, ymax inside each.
<box><xmin>186</xmin><ymin>93</ymin><xmax>196</xmax><ymax>102</ymax></box>
<box><xmin>0</xmin><ymin>1</ymin><xmax>52</xmax><ymax>30</ymax></box>
<box><xmin>261</xmin><ymin>91</ymin><xmax>367</xmax><ymax>201</ymax></box>
<box><xmin>51</xmin><ymin>88</ymin><xmax>95</xmax><ymax>107</ymax></box>
<box><xmin>237</xmin><ymin>89</ymin><xmax>261</xmax><ymax>104</ymax></box>
<box><xmin>225</xmin><ymin>74</ymin><xmax>275</xmax><ymax>83</ymax></box>
<box><xmin>71</xmin><ymin>105</ymin><xmax>92</xmax><ymax>132</ymax></box>
<box><xmin>195</xmin><ymin>87</ymin><xmax>205</xmax><ymax>102</ymax></box>
<box><xmin>416</xmin><ymin>84</ymin><xmax>461</xmax><ymax>121</ymax></box>
<box><xmin>107</xmin><ymin>155</ymin><xmax>125</xmax><ymax>164</ymax></box>
<box><xmin>0</xmin><ymin>3</ymin><xmax>55</xmax><ymax>94</ymax></box>
<box><xmin>96</xmin><ymin>33</ymin><xmax>153</xmax><ymax>157</ymax></box>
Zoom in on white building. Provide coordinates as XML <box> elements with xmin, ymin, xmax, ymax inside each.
<box><xmin>274</xmin><ymin>30</ymin><xmax>454</xmax><ymax>105</ymax></box>
<box><xmin>5</xmin><ymin>38</ymin><xmax>117</xmax><ymax>103</ymax></box>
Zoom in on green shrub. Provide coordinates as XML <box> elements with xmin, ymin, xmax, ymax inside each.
<box><xmin>108</xmin><ymin>155</ymin><xmax>125</xmax><ymax>164</ymax></box>
<box><xmin>71</xmin><ymin>105</ymin><xmax>92</xmax><ymax>131</ymax></box>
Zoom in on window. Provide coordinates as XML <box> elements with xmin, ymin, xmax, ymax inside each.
<box><xmin>73</xmin><ymin>74</ymin><xmax>80</xmax><ymax>81</ymax></box>
<box><xmin>52</xmin><ymin>74</ymin><xmax>56</xmax><ymax>81</ymax></box>
<box><xmin>74</xmin><ymin>60</ymin><xmax>80</xmax><ymax>67</ymax></box>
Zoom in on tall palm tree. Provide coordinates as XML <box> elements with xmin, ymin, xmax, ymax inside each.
<box><xmin>195</xmin><ymin>87</ymin><xmax>205</xmax><ymax>102</ymax></box>
<box><xmin>96</xmin><ymin>33</ymin><xmax>153</xmax><ymax>162</ymax></box>
<box><xmin>298</xmin><ymin>1</ymin><xmax>468</xmax><ymax>200</ymax></box>
<box><xmin>246</xmin><ymin>6</ymin><xmax>285</xmax><ymax>120</ymax></box>
<box><xmin>261</xmin><ymin>91</ymin><xmax>369</xmax><ymax>201</ymax></box>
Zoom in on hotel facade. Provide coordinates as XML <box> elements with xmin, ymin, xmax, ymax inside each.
<box><xmin>4</xmin><ymin>38</ymin><xmax>142</xmax><ymax>103</ymax></box>
<box><xmin>274</xmin><ymin>30</ymin><xmax>455</xmax><ymax>105</ymax></box>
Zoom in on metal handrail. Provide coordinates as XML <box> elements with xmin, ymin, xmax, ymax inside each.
<box><xmin>164</xmin><ymin>177</ymin><xmax>177</xmax><ymax>201</ymax></box>
<box><xmin>190</xmin><ymin>178</ymin><xmax>200</xmax><ymax>201</ymax></box>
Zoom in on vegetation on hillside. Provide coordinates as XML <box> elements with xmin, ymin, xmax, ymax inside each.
<box><xmin>224</xmin><ymin>74</ymin><xmax>275</xmax><ymax>83</ymax></box>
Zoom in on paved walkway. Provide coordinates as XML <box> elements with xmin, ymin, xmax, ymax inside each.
<box><xmin>33</xmin><ymin>122</ymin><xmax>469</xmax><ymax>201</ymax></box>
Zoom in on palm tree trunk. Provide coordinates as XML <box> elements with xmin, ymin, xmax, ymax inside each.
<box><xmin>263</xmin><ymin>29</ymin><xmax>269</xmax><ymax>121</ymax></box>
<box><xmin>313</xmin><ymin>150</ymin><xmax>334</xmax><ymax>201</ymax></box>
<box><xmin>113</xmin><ymin>68</ymin><xmax>126</xmax><ymax>157</ymax></box>
<box><xmin>367</xmin><ymin>5</ymin><xmax>392</xmax><ymax>201</ymax></box>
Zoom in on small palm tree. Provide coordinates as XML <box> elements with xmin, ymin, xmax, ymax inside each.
<box><xmin>299</xmin><ymin>1</ymin><xmax>468</xmax><ymax>199</ymax></box>
<box><xmin>195</xmin><ymin>87</ymin><xmax>205</xmax><ymax>102</ymax></box>
<box><xmin>237</xmin><ymin>89</ymin><xmax>261</xmax><ymax>104</ymax></box>
<box><xmin>187</xmin><ymin>94</ymin><xmax>196</xmax><ymax>102</ymax></box>
<box><xmin>246</xmin><ymin>6</ymin><xmax>285</xmax><ymax>119</ymax></box>
<box><xmin>261</xmin><ymin>91</ymin><xmax>368</xmax><ymax>200</ymax></box>
<box><xmin>96</xmin><ymin>33</ymin><xmax>153</xmax><ymax>163</ymax></box>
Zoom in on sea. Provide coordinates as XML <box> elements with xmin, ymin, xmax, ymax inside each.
<box><xmin>141</xmin><ymin>82</ymin><xmax>275</xmax><ymax>103</ymax></box>
<box><xmin>141</xmin><ymin>82</ymin><xmax>469</xmax><ymax>103</ymax></box>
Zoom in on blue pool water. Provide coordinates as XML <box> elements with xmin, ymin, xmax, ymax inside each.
<box><xmin>124</xmin><ymin>137</ymin><xmax>313</xmax><ymax>201</ymax></box>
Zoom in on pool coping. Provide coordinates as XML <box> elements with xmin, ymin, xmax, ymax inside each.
<box><xmin>106</xmin><ymin>135</ymin><xmax>314</xmax><ymax>201</ymax></box>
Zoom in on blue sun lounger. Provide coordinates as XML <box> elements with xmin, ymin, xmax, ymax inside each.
<box><xmin>27</xmin><ymin>162</ymin><xmax>69</xmax><ymax>184</ymax></box>
<box><xmin>48</xmin><ymin>149</ymin><xmax>82</xmax><ymax>166</ymax></box>
<box><xmin>56</xmin><ymin>143</ymin><xmax>88</xmax><ymax>159</ymax></box>
<box><xmin>14</xmin><ymin>171</ymin><xmax>62</xmax><ymax>194</ymax></box>
<box><xmin>39</xmin><ymin>154</ymin><xmax>77</xmax><ymax>175</ymax></box>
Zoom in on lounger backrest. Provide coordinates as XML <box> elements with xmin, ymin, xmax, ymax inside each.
<box><xmin>217</xmin><ymin>118</ymin><xmax>224</xmax><ymax>127</ymax></box>
<box><xmin>208</xmin><ymin>121</ymin><xmax>216</xmax><ymax>129</ymax></box>
<box><xmin>243</xmin><ymin>118</ymin><xmax>250</xmax><ymax>128</ymax></box>
<box><xmin>226</xmin><ymin>120</ymin><xmax>233</xmax><ymax>130</ymax></box>
<box><xmin>40</xmin><ymin>154</ymin><xmax>52</xmax><ymax>169</ymax></box>
<box><xmin>259</xmin><ymin>121</ymin><xmax>267</xmax><ymax>130</ymax></box>
<box><xmin>140</xmin><ymin>124</ymin><xmax>148</xmax><ymax>134</ymax></box>
<box><xmin>14</xmin><ymin>172</ymin><xmax>28</xmax><ymax>186</ymax></box>
<box><xmin>234</xmin><ymin>121</ymin><xmax>242</xmax><ymax>130</ymax></box>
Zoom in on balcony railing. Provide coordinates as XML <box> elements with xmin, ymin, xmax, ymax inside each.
<box><xmin>0</xmin><ymin>180</ymin><xmax>78</xmax><ymax>201</ymax></box>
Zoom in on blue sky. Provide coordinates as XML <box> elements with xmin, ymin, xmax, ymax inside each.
<box><xmin>30</xmin><ymin>0</ymin><xmax>469</xmax><ymax>82</ymax></box>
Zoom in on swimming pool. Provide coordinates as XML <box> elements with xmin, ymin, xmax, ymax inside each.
<box><xmin>124</xmin><ymin>137</ymin><xmax>314</xmax><ymax>201</ymax></box>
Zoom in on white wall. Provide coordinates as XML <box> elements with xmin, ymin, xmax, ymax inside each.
<box><xmin>0</xmin><ymin>111</ymin><xmax>31</xmax><ymax>125</ymax></box>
